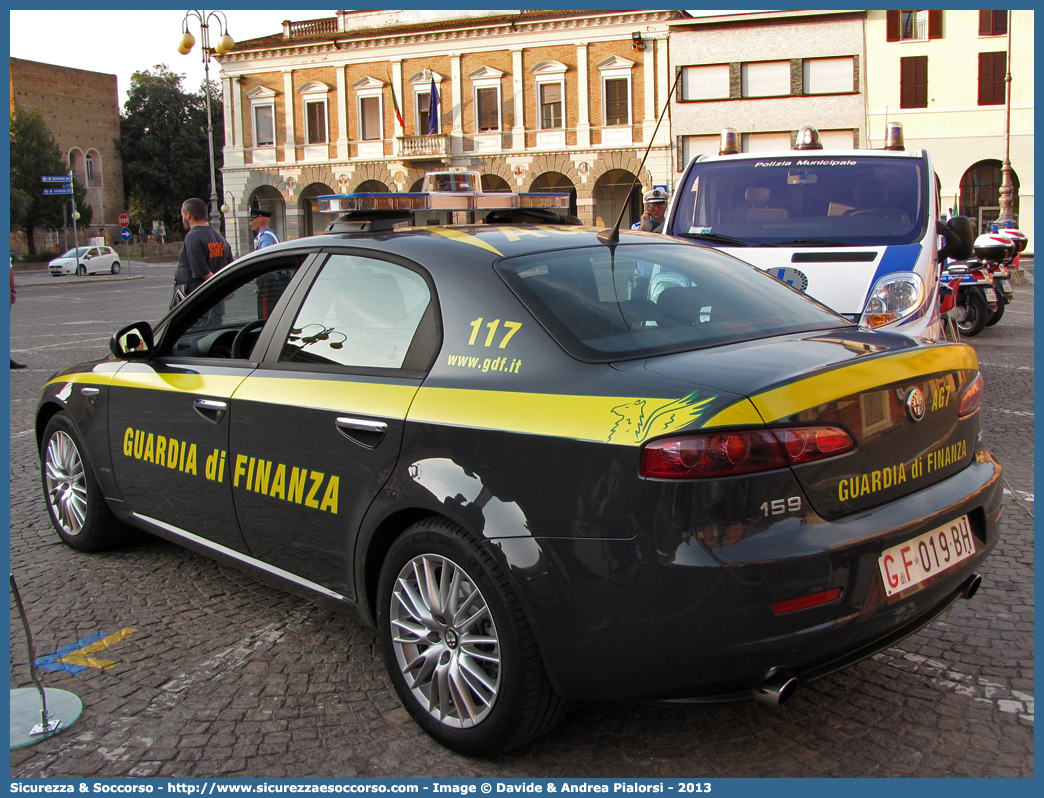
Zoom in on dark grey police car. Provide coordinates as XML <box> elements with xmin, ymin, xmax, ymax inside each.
<box><xmin>37</xmin><ymin>224</ymin><xmax>1001</xmax><ymax>755</ymax></box>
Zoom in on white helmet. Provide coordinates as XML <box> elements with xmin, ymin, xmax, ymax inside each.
<box><xmin>643</xmin><ymin>188</ymin><xmax>669</xmax><ymax>204</ymax></box>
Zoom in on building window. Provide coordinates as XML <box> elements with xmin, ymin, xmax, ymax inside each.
<box><xmin>476</xmin><ymin>87</ymin><xmax>500</xmax><ymax>132</ymax></box>
<box><xmin>742</xmin><ymin>131</ymin><xmax>793</xmax><ymax>153</ymax></box>
<box><xmin>604</xmin><ymin>78</ymin><xmax>629</xmax><ymax>126</ymax></box>
<box><xmin>979</xmin><ymin>10</ymin><xmax>1008</xmax><ymax>36</ymax></box>
<box><xmin>802</xmin><ymin>57</ymin><xmax>855</xmax><ymax>95</ymax></box>
<box><xmin>540</xmin><ymin>82</ymin><xmax>563</xmax><ymax>129</ymax></box>
<box><xmin>887</xmin><ymin>10</ymin><xmax>943</xmax><ymax>41</ymax></box>
<box><xmin>900</xmin><ymin>55</ymin><xmax>928</xmax><ymax>108</ymax></box>
<box><xmin>680</xmin><ymin>64</ymin><xmax>730</xmax><ymax>101</ymax></box>
<box><xmin>741</xmin><ymin>61</ymin><xmax>791</xmax><ymax>98</ymax></box>
<box><xmin>978</xmin><ymin>52</ymin><xmax>1006</xmax><ymax>105</ymax></box>
<box><xmin>678</xmin><ymin>134</ymin><xmax>720</xmax><ymax>169</ymax></box>
<box><xmin>360</xmin><ymin>96</ymin><xmax>381</xmax><ymax>140</ymax></box>
<box><xmin>305</xmin><ymin>101</ymin><xmax>327</xmax><ymax>144</ymax></box>
<box><xmin>85</xmin><ymin>153</ymin><xmax>97</xmax><ymax>186</ymax></box>
<box><xmin>254</xmin><ymin>105</ymin><xmax>275</xmax><ymax>146</ymax></box>
<box><xmin>415</xmin><ymin>92</ymin><xmax>430</xmax><ymax>135</ymax></box>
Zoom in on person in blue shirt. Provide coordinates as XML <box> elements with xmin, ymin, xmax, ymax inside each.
<box><xmin>631</xmin><ymin>188</ymin><xmax>669</xmax><ymax>233</ymax></box>
<box><xmin>249</xmin><ymin>208</ymin><xmax>280</xmax><ymax>250</ymax></box>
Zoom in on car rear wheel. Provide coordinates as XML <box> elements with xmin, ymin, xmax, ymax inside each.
<box><xmin>376</xmin><ymin>518</ymin><xmax>568</xmax><ymax>756</ymax></box>
<box><xmin>111</xmin><ymin>261</ymin><xmax>121</xmax><ymax>275</ymax></box>
<box><xmin>40</xmin><ymin>412</ymin><xmax>127</xmax><ymax>552</ymax></box>
<box><xmin>955</xmin><ymin>290</ymin><xmax>988</xmax><ymax>337</ymax></box>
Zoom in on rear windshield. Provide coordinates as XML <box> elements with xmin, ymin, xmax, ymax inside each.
<box><xmin>497</xmin><ymin>243</ymin><xmax>848</xmax><ymax>362</ymax></box>
<box><xmin>669</xmin><ymin>156</ymin><xmax>928</xmax><ymax>248</ymax></box>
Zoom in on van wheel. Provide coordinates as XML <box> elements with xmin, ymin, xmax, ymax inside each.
<box><xmin>40</xmin><ymin>412</ymin><xmax>127</xmax><ymax>551</ymax></box>
<box><xmin>955</xmin><ymin>290</ymin><xmax>988</xmax><ymax>337</ymax></box>
<box><xmin>376</xmin><ymin>518</ymin><xmax>568</xmax><ymax>756</ymax></box>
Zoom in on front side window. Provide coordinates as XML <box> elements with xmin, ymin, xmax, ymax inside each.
<box><xmin>254</xmin><ymin>105</ymin><xmax>275</xmax><ymax>147</ymax></box>
<box><xmin>305</xmin><ymin>100</ymin><xmax>327</xmax><ymax>144</ymax></box>
<box><xmin>171</xmin><ymin>260</ymin><xmax>302</xmax><ymax>359</ymax></box>
<box><xmin>604</xmin><ymin>78</ymin><xmax>629</xmax><ymax>126</ymax></box>
<box><xmin>540</xmin><ymin>83</ymin><xmax>563</xmax><ymax>129</ymax></box>
<box><xmin>281</xmin><ymin>255</ymin><xmax>432</xmax><ymax>370</ymax></box>
<box><xmin>900</xmin><ymin>55</ymin><xmax>928</xmax><ymax>108</ymax></box>
<box><xmin>497</xmin><ymin>244</ymin><xmax>845</xmax><ymax>362</ymax></box>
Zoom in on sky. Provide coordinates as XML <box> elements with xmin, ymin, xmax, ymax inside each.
<box><xmin>9</xmin><ymin>9</ymin><xmax>333</xmax><ymax>106</ymax></box>
<box><xmin>9</xmin><ymin>8</ymin><xmax>751</xmax><ymax>109</ymax></box>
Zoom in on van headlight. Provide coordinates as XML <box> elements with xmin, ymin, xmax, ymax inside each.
<box><xmin>859</xmin><ymin>272</ymin><xmax>925</xmax><ymax>329</ymax></box>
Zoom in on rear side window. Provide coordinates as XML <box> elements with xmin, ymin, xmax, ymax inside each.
<box><xmin>497</xmin><ymin>243</ymin><xmax>847</xmax><ymax>362</ymax></box>
<box><xmin>280</xmin><ymin>254</ymin><xmax>432</xmax><ymax>370</ymax></box>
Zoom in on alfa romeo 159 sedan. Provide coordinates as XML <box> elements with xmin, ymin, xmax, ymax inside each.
<box><xmin>37</xmin><ymin>225</ymin><xmax>1001</xmax><ymax>755</ymax></box>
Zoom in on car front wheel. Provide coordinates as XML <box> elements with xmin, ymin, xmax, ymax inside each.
<box><xmin>111</xmin><ymin>261</ymin><xmax>121</xmax><ymax>274</ymax></box>
<box><xmin>40</xmin><ymin>412</ymin><xmax>127</xmax><ymax>551</ymax></box>
<box><xmin>376</xmin><ymin>518</ymin><xmax>568</xmax><ymax>756</ymax></box>
<box><xmin>76</xmin><ymin>264</ymin><xmax>86</xmax><ymax>277</ymax></box>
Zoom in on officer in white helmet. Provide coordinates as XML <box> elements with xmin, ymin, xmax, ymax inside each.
<box><xmin>632</xmin><ymin>188</ymin><xmax>670</xmax><ymax>234</ymax></box>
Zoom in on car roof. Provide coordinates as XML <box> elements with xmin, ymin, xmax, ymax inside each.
<box><xmin>240</xmin><ymin>225</ymin><xmax>691</xmax><ymax>263</ymax></box>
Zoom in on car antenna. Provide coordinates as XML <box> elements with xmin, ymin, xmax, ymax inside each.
<box><xmin>597</xmin><ymin>69</ymin><xmax>682</xmax><ymax>248</ymax></box>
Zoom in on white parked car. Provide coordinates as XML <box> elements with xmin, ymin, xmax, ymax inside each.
<box><xmin>49</xmin><ymin>246</ymin><xmax>121</xmax><ymax>277</ymax></box>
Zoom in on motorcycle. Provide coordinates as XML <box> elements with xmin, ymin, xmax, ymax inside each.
<box><xmin>940</xmin><ymin>259</ymin><xmax>996</xmax><ymax>337</ymax></box>
<box><xmin>976</xmin><ymin>228</ymin><xmax>1018</xmax><ymax>328</ymax></box>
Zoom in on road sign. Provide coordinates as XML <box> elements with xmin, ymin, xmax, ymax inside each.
<box><xmin>41</xmin><ymin>175</ymin><xmax>72</xmax><ymax>183</ymax></box>
<box><xmin>118</xmin><ymin>214</ymin><xmax>130</xmax><ymax>227</ymax></box>
<box><xmin>43</xmin><ymin>187</ymin><xmax>73</xmax><ymax>195</ymax></box>
<box><xmin>120</xmin><ymin>227</ymin><xmax>132</xmax><ymax>242</ymax></box>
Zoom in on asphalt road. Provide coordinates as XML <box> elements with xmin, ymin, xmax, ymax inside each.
<box><xmin>8</xmin><ymin>261</ymin><xmax>1034</xmax><ymax>778</ymax></box>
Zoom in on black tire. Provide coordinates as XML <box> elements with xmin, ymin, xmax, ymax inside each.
<box><xmin>76</xmin><ymin>264</ymin><xmax>86</xmax><ymax>277</ymax></box>
<box><xmin>985</xmin><ymin>292</ymin><xmax>1006</xmax><ymax>327</ymax></box>
<box><xmin>111</xmin><ymin>261</ymin><xmax>121</xmax><ymax>274</ymax></box>
<box><xmin>376</xmin><ymin>518</ymin><xmax>568</xmax><ymax>756</ymax></box>
<box><xmin>40</xmin><ymin>412</ymin><xmax>127</xmax><ymax>552</ymax></box>
<box><xmin>955</xmin><ymin>289</ymin><xmax>988</xmax><ymax>337</ymax></box>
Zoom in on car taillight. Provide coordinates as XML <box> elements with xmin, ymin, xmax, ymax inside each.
<box><xmin>958</xmin><ymin>373</ymin><xmax>983</xmax><ymax>418</ymax></box>
<box><xmin>640</xmin><ymin>426</ymin><xmax>854</xmax><ymax>479</ymax></box>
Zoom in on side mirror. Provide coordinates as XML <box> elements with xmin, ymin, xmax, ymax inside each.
<box><xmin>938</xmin><ymin>216</ymin><xmax>974</xmax><ymax>261</ymax></box>
<box><xmin>110</xmin><ymin>321</ymin><xmax>155</xmax><ymax>360</ymax></box>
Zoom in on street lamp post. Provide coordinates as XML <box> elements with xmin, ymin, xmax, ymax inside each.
<box><xmin>995</xmin><ymin>11</ymin><xmax>1015</xmax><ymax>226</ymax></box>
<box><xmin>219</xmin><ymin>191</ymin><xmax>240</xmax><ymax>258</ymax></box>
<box><xmin>178</xmin><ymin>10</ymin><xmax>234</xmax><ymax>230</ymax></box>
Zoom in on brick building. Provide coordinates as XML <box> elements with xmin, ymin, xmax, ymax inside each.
<box><xmin>216</xmin><ymin>9</ymin><xmax>687</xmax><ymax>251</ymax></box>
<box><xmin>9</xmin><ymin>58</ymin><xmax>125</xmax><ymax>247</ymax></box>
<box><xmin>669</xmin><ymin>10</ymin><xmax>868</xmax><ymax>165</ymax></box>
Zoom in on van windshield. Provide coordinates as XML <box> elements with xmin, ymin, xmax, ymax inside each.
<box><xmin>669</xmin><ymin>155</ymin><xmax>928</xmax><ymax>248</ymax></box>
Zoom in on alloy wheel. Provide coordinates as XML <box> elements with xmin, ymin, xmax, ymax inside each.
<box><xmin>389</xmin><ymin>553</ymin><xmax>501</xmax><ymax>728</ymax></box>
<box><xmin>44</xmin><ymin>430</ymin><xmax>87</xmax><ymax>536</ymax></box>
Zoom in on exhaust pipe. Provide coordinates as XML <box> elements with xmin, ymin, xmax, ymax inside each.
<box><xmin>961</xmin><ymin>573</ymin><xmax>982</xmax><ymax>600</ymax></box>
<box><xmin>752</xmin><ymin>673</ymin><xmax>799</xmax><ymax>706</ymax></box>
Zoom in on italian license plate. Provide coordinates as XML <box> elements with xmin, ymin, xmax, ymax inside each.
<box><xmin>984</xmin><ymin>288</ymin><xmax>997</xmax><ymax>302</ymax></box>
<box><xmin>878</xmin><ymin>515</ymin><xmax>976</xmax><ymax>597</ymax></box>
<box><xmin>1002</xmin><ymin>281</ymin><xmax>1013</xmax><ymax>293</ymax></box>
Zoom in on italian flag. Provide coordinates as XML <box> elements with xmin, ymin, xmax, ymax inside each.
<box><xmin>391</xmin><ymin>86</ymin><xmax>405</xmax><ymax>129</ymax></box>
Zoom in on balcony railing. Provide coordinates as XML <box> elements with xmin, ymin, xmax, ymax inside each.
<box><xmin>397</xmin><ymin>134</ymin><xmax>449</xmax><ymax>159</ymax></box>
<box><xmin>284</xmin><ymin>17</ymin><xmax>338</xmax><ymax>39</ymax></box>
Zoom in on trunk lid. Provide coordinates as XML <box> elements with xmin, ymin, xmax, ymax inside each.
<box><xmin>627</xmin><ymin>329</ymin><xmax>981</xmax><ymax>519</ymax></box>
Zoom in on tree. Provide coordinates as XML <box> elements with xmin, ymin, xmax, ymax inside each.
<box><xmin>9</xmin><ymin>106</ymin><xmax>92</xmax><ymax>254</ymax></box>
<box><xmin>119</xmin><ymin>65</ymin><xmax>225</xmax><ymax>236</ymax></box>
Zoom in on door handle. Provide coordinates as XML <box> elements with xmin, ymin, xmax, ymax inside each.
<box><xmin>80</xmin><ymin>387</ymin><xmax>100</xmax><ymax>396</ymax></box>
<box><xmin>193</xmin><ymin>398</ymin><xmax>228</xmax><ymax>424</ymax></box>
<box><xmin>335</xmin><ymin>417</ymin><xmax>388</xmax><ymax>448</ymax></box>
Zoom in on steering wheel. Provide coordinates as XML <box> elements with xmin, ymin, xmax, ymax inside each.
<box><xmin>231</xmin><ymin>319</ymin><xmax>266</xmax><ymax>360</ymax></box>
<box><xmin>844</xmin><ymin>209</ymin><xmax>889</xmax><ymax>218</ymax></box>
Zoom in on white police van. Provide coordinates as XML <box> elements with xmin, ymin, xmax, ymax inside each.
<box><xmin>663</xmin><ymin>124</ymin><xmax>967</xmax><ymax>337</ymax></box>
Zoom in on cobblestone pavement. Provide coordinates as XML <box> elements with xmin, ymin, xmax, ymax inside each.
<box><xmin>8</xmin><ymin>262</ymin><xmax>1033</xmax><ymax>778</ymax></box>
